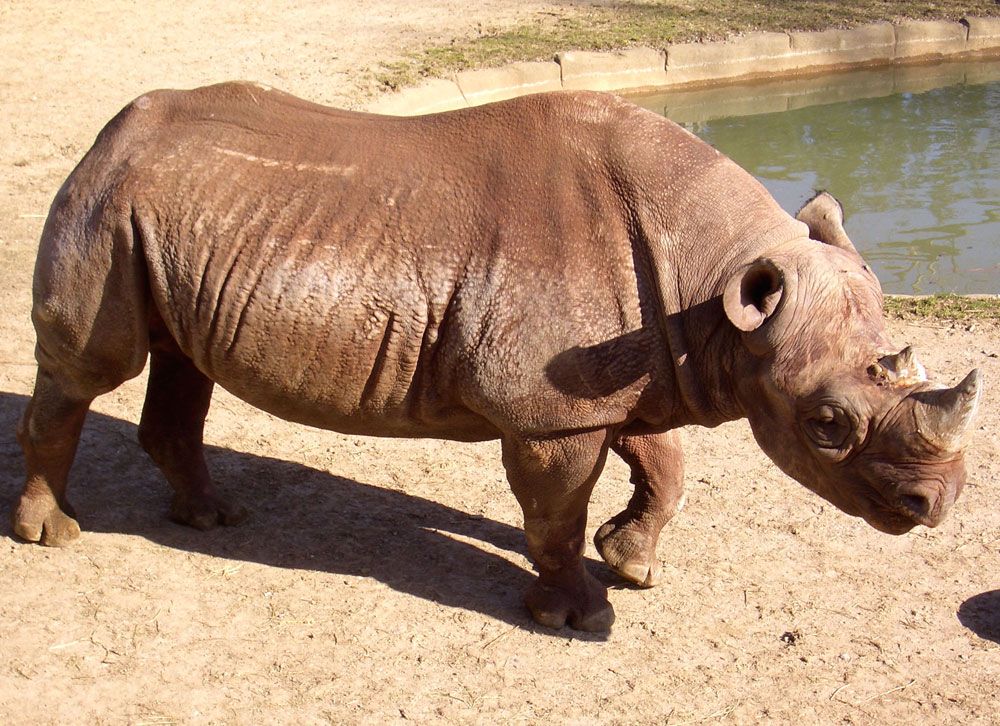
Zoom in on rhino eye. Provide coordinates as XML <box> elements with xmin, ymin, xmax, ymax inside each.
<box><xmin>805</xmin><ymin>405</ymin><xmax>851</xmax><ymax>449</ymax></box>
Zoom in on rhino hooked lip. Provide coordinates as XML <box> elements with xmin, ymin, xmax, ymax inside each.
<box><xmin>866</xmin><ymin>510</ymin><xmax>920</xmax><ymax>535</ymax></box>
<box><xmin>851</xmin><ymin>487</ymin><xmax>919</xmax><ymax>534</ymax></box>
<box><xmin>855</xmin><ymin>480</ymin><xmax>955</xmax><ymax>534</ymax></box>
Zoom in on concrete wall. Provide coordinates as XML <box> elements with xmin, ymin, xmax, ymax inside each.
<box><xmin>366</xmin><ymin>17</ymin><xmax>1000</xmax><ymax>115</ymax></box>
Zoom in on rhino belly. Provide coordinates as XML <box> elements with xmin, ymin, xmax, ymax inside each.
<box><xmin>144</xmin><ymin>232</ymin><xmax>490</xmax><ymax>438</ymax></box>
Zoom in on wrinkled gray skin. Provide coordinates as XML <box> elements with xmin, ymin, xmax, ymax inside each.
<box><xmin>15</xmin><ymin>84</ymin><xmax>981</xmax><ymax>632</ymax></box>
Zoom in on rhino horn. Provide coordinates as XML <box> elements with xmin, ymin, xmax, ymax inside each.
<box><xmin>912</xmin><ymin>369</ymin><xmax>982</xmax><ymax>451</ymax></box>
<box><xmin>870</xmin><ymin>346</ymin><xmax>927</xmax><ymax>385</ymax></box>
<box><xmin>796</xmin><ymin>191</ymin><xmax>859</xmax><ymax>257</ymax></box>
<box><xmin>896</xmin><ymin>346</ymin><xmax>916</xmax><ymax>369</ymax></box>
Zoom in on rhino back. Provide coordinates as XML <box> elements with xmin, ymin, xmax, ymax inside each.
<box><xmin>116</xmin><ymin>85</ymin><xmax>660</xmax><ymax>437</ymax></box>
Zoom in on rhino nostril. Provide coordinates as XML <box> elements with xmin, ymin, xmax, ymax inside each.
<box><xmin>899</xmin><ymin>493</ymin><xmax>938</xmax><ymax>519</ymax></box>
<box><xmin>900</xmin><ymin>494</ymin><xmax>932</xmax><ymax>518</ymax></box>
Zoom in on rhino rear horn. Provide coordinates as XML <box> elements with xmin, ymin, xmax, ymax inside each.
<box><xmin>796</xmin><ymin>191</ymin><xmax>860</xmax><ymax>257</ymax></box>
<box><xmin>912</xmin><ymin>369</ymin><xmax>983</xmax><ymax>451</ymax></box>
<box><xmin>870</xmin><ymin>346</ymin><xmax>927</xmax><ymax>385</ymax></box>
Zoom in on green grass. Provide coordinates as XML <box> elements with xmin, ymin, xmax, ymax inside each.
<box><xmin>884</xmin><ymin>294</ymin><xmax>1000</xmax><ymax>321</ymax></box>
<box><xmin>375</xmin><ymin>0</ymin><xmax>999</xmax><ymax>90</ymax></box>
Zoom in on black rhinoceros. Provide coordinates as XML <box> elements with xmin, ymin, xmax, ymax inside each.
<box><xmin>14</xmin><ymin>84</ymin><xmax>980</xmax><ymax>631</ymax></box>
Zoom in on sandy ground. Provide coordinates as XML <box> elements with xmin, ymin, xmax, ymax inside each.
<box><xmin>2</xmin><ymin>2</ymin><xmax>999</xmax><ymax>724</ymax></box>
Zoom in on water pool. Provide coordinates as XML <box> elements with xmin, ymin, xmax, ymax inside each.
<box><xmin>632</xmin><ymin>60</ymin><xmax>1000</xmax><ymax>294</ymax></box>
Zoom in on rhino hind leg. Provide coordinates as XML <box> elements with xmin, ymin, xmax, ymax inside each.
<box><xmin>502</xmin><ymin>430</ymin><xmax>615</xmax><ymax>632</ymax></box>
<box><xmin>12</xmin><ymin>369</ymin><xmax>92</xmax><ymax>546</ymax></box>
<box><xmin>594</xmin><ymin>430</ymin><xmax>685</xmax><ymax>588</ymax></box>
<box><xmin>138</xmin><ymin>331</ymin><xmax>248</xmax><ymax>531</ymax></box>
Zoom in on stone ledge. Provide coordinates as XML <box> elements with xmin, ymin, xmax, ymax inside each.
<box><xmin>665</xmin><ymin>32</ymin><xmax>791</xmax><ymax>83</ymax></box>
<box><xmin>367</xmin><ymin>77</ymin><xmax>468</xmax><ymax>115</ymax></box>
<box><xmin>965</xmin><ymin>16</ymin><xmax>1000</xmax><ymax>52</ymax></box>
<box><xmin>894</xmin><ymin>20</ymin><xmax>968</xmax><ymax>59</ymax></box>
<box><xmin>557</xmin><ymin>48</ymin><xmax>667</xmax><ymax>92</ymax></box>
<box><xmin>787</xmin><ymin>23</ymin><xmax>895</xmax><ymax>69</ymax></box>
<box><xmin>366</xmin><ymin>17</ymin><xmax>1000</xmax><ymax>115</ymax></box>
<box><xmin>456</xmin><ymin>61</ymin><xmax>562</xmax><ymax>106</ymax></box>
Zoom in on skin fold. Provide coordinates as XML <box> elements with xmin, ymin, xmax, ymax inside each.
<box><xmin>13</xmin><ymin>84</ymin><xmax>981</xmax><ymax>631</ymax></box>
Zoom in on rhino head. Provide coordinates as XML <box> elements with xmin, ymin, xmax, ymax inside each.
<box><xmin>723</xmin><ymin>192</ymin><xmax>981</xmax><ymax>534</ymax></box>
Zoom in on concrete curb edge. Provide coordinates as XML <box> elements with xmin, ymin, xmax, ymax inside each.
<box><xmin>365</xmin><ymin>17</ymin><xmax>1000</xmax><ymax>115</ymax></box>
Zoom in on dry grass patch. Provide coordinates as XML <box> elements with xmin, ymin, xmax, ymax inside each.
<box><xmin>885</xmin><ymin>294</ymin><xmax>1000</xmax><ymax>322</ymax></box>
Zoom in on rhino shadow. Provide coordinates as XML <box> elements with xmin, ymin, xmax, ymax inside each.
<box><xmin>544</xmin><ymin>296</ymin><xmax>722</xmax><ymax>399</ymax></box>
<box><xmin>546</xmin><ymin>328</ymin><xmax>651</xmax><ymax>398</ymax></box>
<box><xmin>957</xmin><ymin>590</ymin><xmax>1000</xmax><ymax>644</ymax></box>
<box><xmin>0</xmin><ymin>391</ymin><xmax>611</xmax><ymax>640</ymax></box>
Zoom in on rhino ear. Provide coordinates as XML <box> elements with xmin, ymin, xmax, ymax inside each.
<box><xmin>796</xmin><ymin>191</ymin><xmax>859</xmax><ymax>256</ymax></box>
<box><xmin>723</xmin><ymin>258</ymin><xmax>784</xmax><ymax>333</ymax></box>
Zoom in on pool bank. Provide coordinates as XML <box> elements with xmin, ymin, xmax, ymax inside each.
<box><xmin>367</xmin><ymin>18</ymin><xmax>1000</xmax><ymax>115</ymax></box>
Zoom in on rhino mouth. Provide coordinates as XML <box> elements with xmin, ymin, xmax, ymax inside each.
<box><xmin>855</xmin><ymin>489</ymin><xmax>920</xmax><ymax>535</ymax></box>
<box><xmin>864</xmin><ymin>508</ymin><xmax>919</xmax><ymax>535</ymax></box>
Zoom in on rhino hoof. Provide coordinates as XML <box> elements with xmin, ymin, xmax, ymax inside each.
<box><xmin>524</xmin><ymin>578</ymin><xmax>615</xmax><ymax>632</ymax></box>
<box><xmin>594</xmin><ymin>519</ymin><xmax>662</xmax><ymax>588</ymax></box>
<box><xmin>170</xmin><ymin>493</ymin><xmax>249</xmax><ymax>531</ymax></box>
<box><xmin>12</xmin><ymin>494</ymin><xmax>81</xmax><ymax>547</ymax></box>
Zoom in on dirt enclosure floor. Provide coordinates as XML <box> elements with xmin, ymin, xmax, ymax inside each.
<box><xmin>2</xmin><ymin>2</ymin><xmax>999</xmax><ymax>724</ymax></box>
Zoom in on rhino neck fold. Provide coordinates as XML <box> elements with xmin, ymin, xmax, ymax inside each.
<box><xmin>639</xmin><ymin>218</ymin><xmax>809</xmax><ymax>430</ymax></box>
<box><xmin>662</xmin><ymin>311</ymin><xmax>730</xmax><ymax>428</ymax></box>
<box><xmin>639</xmin><ymin>233</ymin><xmax>731</xmax><ymax>429</ymax></box>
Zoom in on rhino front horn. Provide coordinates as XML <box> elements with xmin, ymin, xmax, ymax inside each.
<box><xmin>912</xmin><ymin>369</ymin><xmax>983</xmax><ymax>451</ymax></box>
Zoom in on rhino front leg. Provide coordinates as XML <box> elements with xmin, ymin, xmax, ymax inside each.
<box><xmin>502</xmin><ymin>430</ymin><xmax>614</xmax><ymax>632</ymax></box>
<box><xmin>12</xmin><ymin>369</ymin><xmax>91</xmax><ymax>546</ymax></box>
<box><xmin>138</xmin><ymin>342</ymin><xmax>247</xmax><ymax>530</ymax></box>
<box><xmin>595</xmin><ymin>430</ymin><xmax>685</xmax><ymax>588</ymax></box>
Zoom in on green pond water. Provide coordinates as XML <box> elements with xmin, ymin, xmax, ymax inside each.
<box><xmin>632</xmin><ymin>60</ymin><xmax>1000</xmax><ymax>294</ymax></box>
